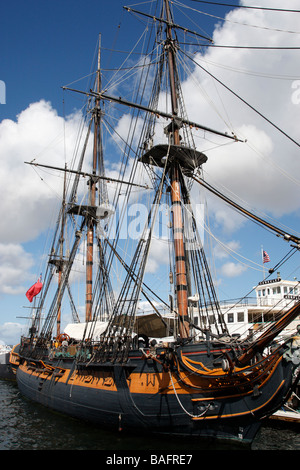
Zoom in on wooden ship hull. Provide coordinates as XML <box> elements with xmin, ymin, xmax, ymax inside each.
<box><xmin>15</xmin><ymin>338</ymin><xmax>299</xmax><ymax>444</ymax></box>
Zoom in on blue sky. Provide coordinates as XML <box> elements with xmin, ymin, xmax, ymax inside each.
<box><xmin>1</xmin><ymin>0</ymin><xmax>230</xmax><ymax>120</ymax></box>
<box><xmin>1</xmin><ymin>0</ymin><xmax>300</xmax><ymax>344</ymax></box>
<box><xmin>1</xmin><ymin>1</ymin><xmax>134</xmax><ymax>118</ymax></box>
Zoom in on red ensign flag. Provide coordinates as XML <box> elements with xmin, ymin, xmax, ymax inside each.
<box><xmin>26</xmin><ymin>279</ymin><xmax>43</xmax><ymax>302</ymax></box>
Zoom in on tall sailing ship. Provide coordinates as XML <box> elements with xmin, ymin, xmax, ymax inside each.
<box><xmin>12</xmin><ymin>0</ymin><xmax>300</xmax><ymax>445</ymax></box>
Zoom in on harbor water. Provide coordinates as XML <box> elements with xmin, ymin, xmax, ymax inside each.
<box><xmin>0</xmin><ymin>379</ymin><xmax>299</xmax><ymax>452</ymax></box>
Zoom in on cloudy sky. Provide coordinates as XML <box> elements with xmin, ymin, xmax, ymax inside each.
<box><xmin>1</xmin><ymin>0</ymin><xmax>300</xmax><ymax>344</ymax></box>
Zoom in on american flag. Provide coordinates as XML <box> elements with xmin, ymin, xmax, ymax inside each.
<box><xmin>262</xmin><ymin>250</ymin><xmax>270</xmax><ymax>263</ymax></box>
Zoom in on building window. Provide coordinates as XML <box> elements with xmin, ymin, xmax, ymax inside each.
<box><xmin>228</xmin><ymin>313</ymin><xmax>234</xmax><ymax>323</ymax></box>
<box><xmin>237</xmin><ymin>311</ymin><xmax>244</xmax><ymax>322</ymax></box>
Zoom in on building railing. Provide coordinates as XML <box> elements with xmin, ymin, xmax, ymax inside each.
<box><xmin>218</xmin><ymin>297</ymin><xmax>257</xmax><ymax>308</ymax></box>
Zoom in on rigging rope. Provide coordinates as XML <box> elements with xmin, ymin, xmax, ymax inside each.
<box><xmin>188</xmin><ymin>1</ymin><xmax>300</xmax><ymax>14</ymax></box>
<box><xmin>168</xmin><ymin>370</ymin><xmax>211</xmax><ymax>418</ymax></box>
<box><xmin>174</xmin><ymin>0</ymin><xmax>300</xmax><ymax>34</ymax></box>
<box><xmin>181</xmin><ymin>48</ymin><xmax>300</xmax><ymax>149</ymax></box>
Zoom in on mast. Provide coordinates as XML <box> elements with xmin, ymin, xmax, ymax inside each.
<box><xmin>57</xmin><ymin>163</ymin><xmax>67</xmax><ymax>336</ymax></box>
<box><xmin>86</xmin><ymin>35</ymin><xmax>101</xmax><ymax>322</ymax></box>
<box><xmin>164</xmin><ymin>0</ymin><xmax>189</xmax><ymax>338</ymax></box>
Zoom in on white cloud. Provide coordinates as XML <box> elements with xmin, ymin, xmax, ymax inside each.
<box><xmin>0</xmin><ymin>243</ymin><xmax>34</xmax><ymax>294</ymax></box>
<box><xmin>183</xmin><ymin>0</ymin><xmax>300</xmax><ymax>233</ymax></box>
<box><xmin>0</xmin><ymin>100</ymin><xmax>88</xmax><ymax>295</ymax></box>
<box><xmin>214</xmin><ymin>240</ymin><xmax>241</xmax><ymax>260</ymax></box>
<box><xmin>0</xmin><ymin>322</ymin><xmax>24</xmax><ymax>345</ymax></box>
<box><xmin>220</xmin><ymin>261</ymin><xmax>247</xmax><ymax>278</ymax></box>
<box><xmin>0</xmin><ymin>100</ymin><xmax>85</xmax><ymax>244</ymax></box>
<box><xmin>146</xmin><ymin>236</ymin><xmax>170</xmax><ymax>274</ymax></box>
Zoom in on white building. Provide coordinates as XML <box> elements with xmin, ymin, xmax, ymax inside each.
<box><xmin>191</xmin><ymin>274</ymin><xmax>300</xmax><ymax>340</ymax></box>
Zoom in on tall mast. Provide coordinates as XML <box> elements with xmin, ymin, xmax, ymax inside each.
<box><xmin>57</xmin><ymin>163</ymin><xmax>67</xmax><ymax>336</ymax></box>
<box><xmin>164</xmin><ymin>0</ymin><xmax>189</xmax><ymax>338</ymax></box>
<box><xmin>86</xmin><ymin>35</ymin><xmax>101</xmax><ymax>322</ymax></box>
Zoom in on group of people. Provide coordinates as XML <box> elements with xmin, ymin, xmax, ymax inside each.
<box><xmin>48</xmin><ymin>334</ymin><xmax>72</xmax><ymax>358</ymax></box>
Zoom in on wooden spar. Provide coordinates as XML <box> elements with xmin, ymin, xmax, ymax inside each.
<box><xmin>62</xmin><ymin>87</ymin><xmax>242</xmax><ymax>143</ymax></box>
<box><xmin>192</xmin><ymin>175</ymin><xmax>300</xmax><ymax>246</ymax></box>
<box><xmin>165</xmin><ymin>0</ymin><xmax>189</xmax><ymax>338</ymax></box>
<box><xmin>24</xmin><ymin>162</ymin><xmax>148</xmax><ymax>189</ymax></box>
<box><xmin>123</xmin><ymin>6</ymin><xmax>213</xmax><ymax>43</ymax></box>
<box><xmin>237</xmin><ymin>302</ymin><xmax>300</xmax><ymax>366</ymax></box>
<box><xmin>86</xmin><ymin>36</ymin><xmax>101</xmax><ymax>322</ymax></box>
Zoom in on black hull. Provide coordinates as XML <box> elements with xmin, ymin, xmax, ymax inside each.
<box><xmin>0</xmin><ymin>363</ymin><xmax>15</xmax><ymax>381</ymax></box>
<box><xmin>0</xmin><ymin>352</ymin><xmax>15</xmax><ymax>381</ymax></box>
<box><xmin>15</xmin><ymin>343</ymin><xmax>297</xmax><ymax>446</ymax></box>
<box><xmin>16</xmin><ymin>367</ymin><xmax>260</xmax><ymax>444</ymax></box>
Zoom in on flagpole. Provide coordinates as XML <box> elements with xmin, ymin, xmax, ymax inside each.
<box><xmin>261</xmin><ymin>247</ymin><xmax>271</xmax><ymax>279</ymax></box>
<box><xmin>261</xmin><ymin>245</ymin><xmax>265</xmax><ymax>279</ymax></box>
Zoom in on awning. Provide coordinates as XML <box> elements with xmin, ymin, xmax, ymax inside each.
<box><xmin>64</xmin><ymin>321</ymin><xmax>108</xmax><ymax>341</ymax></box>
<box><xmin>64</xmin><ymin>313</ymin><xmax>175</xmax><ymax>341</ymax></box>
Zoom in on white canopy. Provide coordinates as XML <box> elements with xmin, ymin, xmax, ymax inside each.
<box><xmin>63</xmin><ymin>313</ymin><xmax>176</xmax><ymax>342</ymax></box>
<box><xmin>64</xmin><ymin>321</ymin><xmax>108</xmax><ymax>341</ymax></box>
